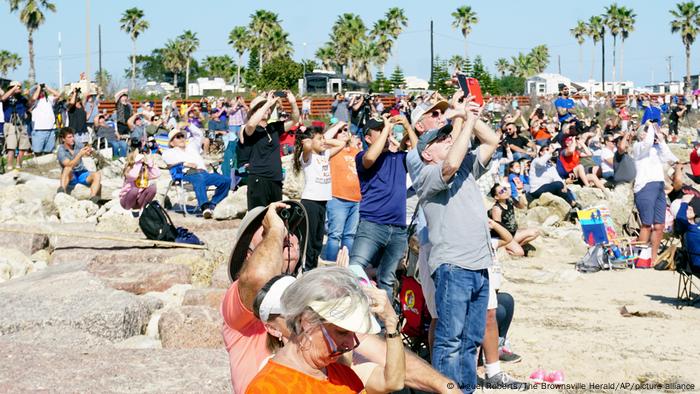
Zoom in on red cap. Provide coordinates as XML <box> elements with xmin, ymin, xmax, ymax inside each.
<box><xmin>311</xmin><ymin>120</ymin><xmax>326</xmax><ymax>128</ymax></box>
<box><xmin>390</xmin><ymin>109</ymin><xmax>400</xmax><ymax>117</ymax></box>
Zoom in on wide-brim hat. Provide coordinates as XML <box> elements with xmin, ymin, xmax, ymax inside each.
<box><xmin>308</xmin><ymin>296</ymin><xmax>381</xmax><ymax>334</ymax></box>
<box><xmin>411</xmin><ymin>100</ymin><xmax>449</xmax><ymax>127</ymax></box>
<box><xmin>228</xmin><ymin>201</ymin><xmax>309</xmax><ymax>282</ymax></box>
<box><xmin>168</xmin><ymin>129</ymin><xmax>183</xmax><ymax>142</ymax></box>
<box><xmin>249</xmin><ymin>95</ymin><xmax>268</xmax><ymax>115</ymax></box>
<box><xmin>9</xmin><ymin>80</ymin><xmax>21</xmax><ymax>88</ymax></box>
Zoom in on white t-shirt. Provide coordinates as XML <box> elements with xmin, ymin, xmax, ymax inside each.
<box><xmin>32</xmin><ymin>95</ymin><xmax>56</xmax><ymax>130</ymax></box>
<box><xmin>162</xmin><ymin>124</ymin><xmax>206</xmax><ymax>171</ymax></box>
<box><xmin>600</xmin><ymin>147</ymin><xmax>615</xmax><ymax>174</ymax></box>
<box><xmin>301</xmin><ymin>150</ymin><xmax>331</xmax><ymax>201</ymax></box>
<box><xmin>0</xmin><ymin>101</ymin><xmax>4</xmax><ymax>123</ymax></box>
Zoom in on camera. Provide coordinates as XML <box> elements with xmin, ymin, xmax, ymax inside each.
<box><xmin>274</xmin><ymin>91</ymin><xmax>286</xmax><ymax>98</ymax></box>
<box><xmin>75</xmin><ymin>87</ymin><xmax>81</xmax><ymax>93</ymax></box>
<box><xmin>40</xmin><ymin>83</ymin><xmax>45</xmax><ymax>89</ymax></box>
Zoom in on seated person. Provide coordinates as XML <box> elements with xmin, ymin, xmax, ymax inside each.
<box><xmin>119</xmin><ymin>150</ymin><xmax>160</xmax><ymax>215</ymax></box>
<box><xmin>671</xmin><ymin>195</ymin><xmax>700</xmax><ymax>276</ymax></box>
<box><xmin>127</xmin><ymin>112</ymin><xmax>148</xmax><ymax>150</ymax></box>
<box><xmin>505</xmin><ymin>161</ymin><xmax>529</xmax><ymax>200</ymax></box>
<box><xmin>490</xmin><ymin>184</ymin><xmax>539</xmax><ymax>256</ymax></box>
<box><xmin>162</xmin><ymin>124</ymin><xmax>231</xmax><ymax>219</ymax></box>
<box><xmin>57</xmin><ymin>127</ymin><xmax>102</xmax><ymax>203</ymax></box>
<box><xmin>528</xmin><ymin>145</ymin><xmax>581</xmax><ymax>211</ymax></box>
<box><xmin>612</xmin><ymin>133</ymin><xmax>636</xmax><ymax>185</ymax></box>
<box><xmin>556</xmin><ymin>136</ymin><xmax>606</xmax><ymax>190</ymax></box>
<box><xmin>94</xmin><ymin>114</ymin><xmax>128</xmax><ymax>158</ymax></box>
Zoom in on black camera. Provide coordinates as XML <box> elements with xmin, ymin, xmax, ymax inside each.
<box><xmin>75</xmin><ymin>87</ymin><xmax>81</xmax><ymax>93</ymax></box>
<box><xmin>40</xmin><ymin>83</ymin><xmax>45</xmax><ymax>89</ymax></box>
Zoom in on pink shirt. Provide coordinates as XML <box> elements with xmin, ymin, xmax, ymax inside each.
<box><xmin>119</xmin><ymin>160</ymin><xmax>160</xmax><ymax>198</ymax></box>
<box><xmin>221</xmin><ymin>280</ymin><xmax>271</xmax><ymax>394</ymax></box>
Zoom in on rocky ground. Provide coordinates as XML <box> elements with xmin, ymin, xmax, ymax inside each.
<box><xmin>0</xmin><ymin>132</ymin><xmax>698</xmax><ymax>393</ymax></box>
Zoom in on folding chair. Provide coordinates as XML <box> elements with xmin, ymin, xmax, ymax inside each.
<box><xmin>675</xmin><ymin>236</ymin><xmax>700</xmax><ymax>308</ymax></box>
<box><xmin>578</xmin><ymin>206</ymin><xmax>640</xmax><ymax>269</ymax></box>
<box><xmin>163</xmin><ymin>165</ymin><xmax>189</xmax><ymax>217</ymax></box>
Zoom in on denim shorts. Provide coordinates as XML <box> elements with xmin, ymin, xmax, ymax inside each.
<box><xmin>69</xmin><ymin>169</ymin><xmax>91</xmax><ymax>186</ymax></box>
<box><xmin>634</xmin><ymin>181</ymin><xmax>666</xmax><ymax>225</ymax></box>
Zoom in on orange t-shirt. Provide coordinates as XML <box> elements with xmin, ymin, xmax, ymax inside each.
<box><xmin>330</xmin><ymin>147</ymin><xmax>362</xmax><ymax>202</ymax></box>
<box><xmin>221</xmin><ymin>280</ymin><xmax>272</xmax><ymax>394</ymax></box>
<box><xmin>531</xmin><ymin>126</ymin><xmax>551</xmax><ymax>141</ymax></box>
<box><xmin>246</xmin><ymin>360</ymin><xmax>366</xmax><ymax>394</ymax></box>
<box><xmin>559</xmin><ymin>150</ymin><xmax>581</xmax><ymax>174</ymax></box>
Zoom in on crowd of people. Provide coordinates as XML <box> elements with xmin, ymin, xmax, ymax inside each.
<box><xmin>2</xmin><ymin>74</ymin><xmax>700</xmax><ymax>392</ymax></box>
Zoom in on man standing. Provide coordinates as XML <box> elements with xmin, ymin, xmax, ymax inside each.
<box><xmin>57</xmin><ymin>127</ymin><xmax>102</xmax><ymax>203</ymax></box>
<box><xmin>2</xmin><ymin>81</ymin><xmax>30</xmax><ymax>170</ymax></box>
<box><xmin>411</xmin><ymin>97</ymin><xmax>499</xmax><ymax>393</ymax></box>
<box><xmin>67</xmin><ymin>87</ymin><xmax>89</xmax><ymax>147</ymax></box>
<box><xmin>243</xmin><ymin>91</ymin><xmax>299</xmax><ymax>210</ymax></box>
<box><xmin>31</xmin><ymin>83</ymin><xmax>61</xmax><ymax>156</ymax></box>
<box><xmin>349</xmin><ymin>115</ymin><xmax>417</xmax><ymax>299</ymax></box>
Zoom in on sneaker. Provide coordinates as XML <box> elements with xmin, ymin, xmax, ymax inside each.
<box><xmin>131</xmin><ymin>210</ymin><xmax>140</xmax><ymax>218</ymax></box>
<box><xmin>484</xmin><ymin>371</ymin><xmax>528</xmax><ymax>390</ymax></box>
<box><xmin>544</xmin><ymin>370</ymin><xmax>565</xmax><ymax>384</ymax></box>
<box><xmin>203</xmin><ymin>207</ymin><xmax>213</xmax><ymax>219</ymax></box>
<box><xmin>529</xmin><ymin>368</ymin><xmax>546</xmax><ymax>384</ymax></box>
<box><xmin>57</xmin><ymin>187</ymin><xmax>67</xmax><ymax>194</ymax></box>
<box><xmin>499</xmin><ymin>349</ymin><xmax>522</xmax><ymax>363</ymax></box>
<box><xmin>89</xmin><ymin>196</ymin><xmax>101</xmax><ymax>205</ymax></box>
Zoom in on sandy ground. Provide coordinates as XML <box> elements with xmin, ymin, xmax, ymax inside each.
<box><xmin>488</xmin><ymin>242</ymin><xmax>700</xmax><ymax>393</ymax></box>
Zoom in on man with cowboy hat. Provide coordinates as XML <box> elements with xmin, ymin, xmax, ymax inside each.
<box><xmin>242</xmin><ymin>91</ymin><xmax>300</xmax><ymax>210</ymax></box>
<box><xmin>161</xmin><ymin>123</ymin><xmax>230</xmax><ymax>218</ymax></box>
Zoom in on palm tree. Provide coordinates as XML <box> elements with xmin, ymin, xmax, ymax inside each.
<box><xmin>249</xmin><ymin>9</ymin><xmax>282</xmax><ymax>70</ymax></box>
<box><xmin>369</xmin><ymin>19</ymin><xmax>393</xmax><ymax>73</ymax></box>
<box><xmin>228</xmin><ymin>26</ymin><xmax>250</xmax><ymax>91</ymax></box>
<box><xmin>529</xmin><ymin>45</ymin><xmax>550</xmax><ymax>74</ymax></box>
<box><xmin>494</xmin><ymin>58</ymin><xmax>510</xmax><ymax>77</ymax></box>
<box><xmin>178</xmin><ymin>30</ymin><xmax>199</xmax><ymax>98</ymax></box>
<box><xmin>267</xmin><ymin>27</ymin><xmax>293</xmax><ymax>61</ymax></box>
<box><xmin>448</xmin><ymin>55</ymin><xmax>466</xmax><ymax>73</ymax></box>
<box><xmin>348</xmin><ymin>40</ymin><xmax>378</xmax><ymax>84</ymax></box>
<box><xmin>315</xmin><ymin>44</ymin><xmax>336</xmax><ymax>71</ymax></box>
<box><xmin>604</xmin><ymin>4</ymin><xmax>622</xmax><ymax>90</ymax></box>
<box><xmin>202</xmin><ymin>55</ymin><xmax>235</xmax><ymax>81</ymax></box>
<box><xmin>120</xmin><ymin>7</ymin><xmax>149</xmax><ymax>90</ymax></box>
<box><xmin>571</xmin><ymin>20</ymin><xmax>587</xmax><ymax>80</ymax></box>
<box><xmin>509</xmin><ymin>53</ymin><xmax>537</xmax><ymax>79</ymax></box>
<box><xmin>670</xmin><ymin>1</ymin><xmax>700</xmax><ymax>95</ymax></box>
<box><xmin>587</xmin><ymin>15</ymin><xmax>604</xmax><ymax>80</ymax></box>
<box><xmin>8</xmin><ymin>0</ymin><xmax>56</xmax><ymax>85</ymax></box>
<box><xmin>331</xmin><ymin>13</ymin><xmax>367</xmax><ymax>77</ymax></box>
<box><xmin>162</xmin><ymin>39</ymin><xmax>186</xmax><ymax>91</ymax></box>
<box><xmin>385</xmin><ymin>7</ymin><xmax>408</xmax><ymax>62</ymax></box>
<box><xmin>617</xmin><ymin>6</ymin><xmax>636</xmax><ymax>81</ymax></box>
<box><xmin>0</xmin><ymin>50</ymin><xmax>22</xmax><ymax>78</ymax></box>
<box><xmin>451</xmin><ymin>5</ymin><xmax>479</xmax><ymax>58</ymax></box>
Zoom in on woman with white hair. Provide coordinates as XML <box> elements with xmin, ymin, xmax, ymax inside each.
<box><xmin>246</xmin><ymin>266</ymin><xmax>405</xmax><ymax>393</ymax></box>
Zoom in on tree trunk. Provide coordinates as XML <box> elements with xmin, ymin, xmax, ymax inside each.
<box><xmin>28</xmin><ymin>28</ymin><xmax>35</xmax><ymax>85</ymax></box>
<box><xmin>131</xmin><ymin>39</ymin><xmax>136</xmax><ymax>90</ymax></box>
<box><xmin>236</xmin><ymin>54</ymin><xmax>242</xmax><ymax>92</ymax></box>
<box><xmin>612</xmin><ymin>35</ymin><xmax>617</xmax><ymax>94</ymax></box>
<box><xmin>464</xmin><ymin>38</ymin><xmax>468</xmax><ymax>61</ymax></box>
<box><xmin>185</xmin><ymin>58</ymin><xmax>190</xmax><ymax>99</ymax></box>
<box><xmin>620</xmin><ymin>39</ymin><xmax>625</xmax><ymax>81</ymax></box>
<box><xmin>579</xmin><ymin>44</ymin><xmax>583</xmax><ymax>81</ymax></box>
<box><xmin>259</xmin><ymin>44</ymin><xmax>263</xmax><ymax>71</ymax></box>
<box><xmin>590</xmin><ymin>43</ymin><xmax>595</xmax><ymax>81</ymax></box>
<box><xmin>173</xmin><ymin>71</ymin><xmax>178</xmax><ymax>89</ymax></box>
<box><xmin>686</xmin><ymin>45</ymin><xmax>692</xmax><ymax>95</ymax></box>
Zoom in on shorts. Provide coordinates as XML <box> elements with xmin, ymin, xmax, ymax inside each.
<box><xmin>634</xmin><ymin>181</ymin><xmax>666</xmax><ymax>225</ymax></box>
<box><xmin>417</xmin><ymin>243</ymin><xmax>436</xmax><ymax>319</ymax></box>
<box><xmin>4</xmin><ymin>122</ymin><xmax>30</xmax><ymax>151</ymax></box>
<box><xmin>69</xmin><ymin>169</ymin><xmax>91</xmax><ymax>187</ymax></box>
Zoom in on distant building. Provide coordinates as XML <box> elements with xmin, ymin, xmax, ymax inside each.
<box><xmin>574</xmin><ymin>80</ymin><xmax>635</xmax><ymax>95</ymax></box>
<box><xmin>405</xmin><ymin>76</ymin><xmax>429</xmax><ymax>90</ymax></box>
<box><xmin>300</xmin><ymin>70</ymin><xmax>364</xmax><ymax>95</ymax></box>
<box><xmin>188</xmin><ymin>77</ymin><xmax>236</xmax><ymax>97</ymax></box>
<box><xmin>525</xmin><ymin>73</ymin><xmax>572</xmax><ymax>96</ymax></box>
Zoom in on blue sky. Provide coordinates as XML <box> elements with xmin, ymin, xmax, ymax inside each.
<box><xmin>1</xmin><ymin>0</ymin><xmax>697</xmax><ymax>88</ymax></box>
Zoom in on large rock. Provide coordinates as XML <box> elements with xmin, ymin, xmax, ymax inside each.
<box><xmin>213</xmin><ymin>186</ymin><xmax>248</xmax><ymax>220</ymax></box>
<box><xmin>529</xmin><ymin>192</ymin><xmax>571</xmax><ymax>222</ymax></box>
<box><xmin>158</xmin><ymin>305</ymin><xmax>224</xmax><ymax>349</ymax></box>
<box><xmin>163</xmin><ymin>253</ymin><xmax>219</xmax><ymax>287</ymax></box>
<box><xmin>95</xmin><ymin>199</ymin><xmax>140</xmax><ymax>233</ymax></box>
<box><xmin>87</xmin><ymin>262</ymin><xmax>192</xmax><ymax>295</ymax></box>
<box><xmin>0</xmin><ymin>231</ymin><xmax>49</xmax><ymax>255</ymax></box>
<box><xmin>282</xmin><ymin>154</ymin><xmax>303</xmax><ymax>200</ymax></box>
<box><xmin>0</xmin><ymin>248</ymin><xmax>35</xmax><ymax>282</ymax></box>
<box><xmin>182</xmin><ymin>288</ymin><xmax>226</xmax><ymax>310</ymax></box>
<box><xmin>210</xmin><ymin>261</ymin><xmax>230</xmax><ymax>288</ymax></box>
<box><xmin>0</xmin><ymin>262</ymin><xmax>162</xmax><ymax>341</ymax></box>
<box><xmin>54</xmin><ymin>192</ymin><xmax>99</xmax><ymax>223</ymax></box>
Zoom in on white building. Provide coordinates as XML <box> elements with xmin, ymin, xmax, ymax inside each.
<box><xmin>575</xmin><ymin>79</ymin><xmax>635</xmax><ymax>95</ymax></box>
<box><xmin>525</xmin><ymin>73</ymin><xmax>572</xmax><ymax>96</ymax></box>
<box><xmin>405</xmin><ymin>76</ymin><xmax>429</xmax><ymax>90</ymax></box>
<box><xmin>643</xmin><ymin>81</ymin><xmax>685</xmax><ymax>94</ymax></box>
<box><xmin>188</xmin><ymin>77</ymin><xmax>236</xmax><ymax>97</ymax></box>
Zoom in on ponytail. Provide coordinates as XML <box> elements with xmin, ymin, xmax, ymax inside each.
<box><xmin>292</xmin><ymin>134</ymin><xmax>306</xmax><ymax>174</ymax></box>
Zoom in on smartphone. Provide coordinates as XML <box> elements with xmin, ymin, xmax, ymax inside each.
<box><xmin>274</xmin><ymin>91</ymin><xmax>286</xmax><ymax>98</ymax></box>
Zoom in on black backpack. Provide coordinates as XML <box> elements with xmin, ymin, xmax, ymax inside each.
<box><xmin>139</xmin><ymin>201</ymin><xmax>178</xmax><ymax>242</ymax></box>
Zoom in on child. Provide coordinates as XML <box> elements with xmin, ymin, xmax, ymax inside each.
<box><xmin>119</xmin><ymin>150</ymin><xmax>160</xmax><ymax>216</ymax></box>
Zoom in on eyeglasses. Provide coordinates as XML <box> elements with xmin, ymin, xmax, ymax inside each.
<box><xmin>497</xmin><ymin>188</ymin><xmax>508</xmax><ymax>195</ymax></box>
<box><xmin>430</xmin><ymin>110</ymin><xmax>441</xmax><ymax>118</ymax></box>
<box><xmin>173</xmin><ymin>134</ymin><xmax>185</xmax><ymax>140</ymax></box>
<box><xmin>320</xmin><ymin>324</ymin><xmax>360</xmax><ymax>358</ymax></box>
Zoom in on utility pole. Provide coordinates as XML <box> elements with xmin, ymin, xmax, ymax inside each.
<box><xmin>430</xmin><ymin>20</ymin><xmax>434</xmax><ymax>88</ymax></box>
<box><xmin>58</xmin><ymin>32</ymin><xmax>63</xmax><ymax>88</ymax></box>
<box><xmin>98</xmin><ymin>24</ymin><xmax>102</xmax><ymax>91</ymax></box>
<box><xmin>666</xmin><ymin>56</ymin><xmax>673</xmax><ymax>93</ymax></box>
<box><xmin>86</xmin><ymin>0</ymin><xmax>90</xmax><ymax>85</ymax></box>
<box><xmin>558</xmin><ymin>55</ymin><xmax>561</xmax><ymax>75</ymax></box>
<box><xmin>601</xmin><ymin>26</ymin><xmax>606</xmax><ymax>92</ymax></box>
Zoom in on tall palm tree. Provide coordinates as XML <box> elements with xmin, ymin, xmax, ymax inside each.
<box><xmin>604</xmin><ymin>4</ymin><xmax>622</xmax><ymax>90</ymax></box>
<box><xmin>617</xmin><ymin>6</ymin><xmax>636</xmax><ymax>81</ymax></box>
<box><xmin>494</xmin><ymin>58</ymin><xmax>510</xmax><ymax>77</ymax></box>
<box><xmin>670</xmin><ymin>1</ymin><xmax>700</xmax><ymax>94</ymax></box>
<box><xmin>331</xmin><ymin>13</ymin><xmax>367</xmax><ymax>77</ymax></box>
<box><xmin>348</xmin><ymin>40</ymin><xmax>378</xmax><ymax>83</ymax></box>
<box><xmin>448</xmin><ymin>55</ymin><xmax>466</xmax><ymax>73</ymax></box>
<box><xmin>267</xmin><ymin>27</ymin><xmax>293</xmax><ymax>61</ymax></box>
<box><xmin>228</xmin><ymin>26</ymin><xmax>250</xmax><ymax>91</ymax></box>
<box><xmin>0</xmin><ymin>50</ymin><xmax>22</xmax><ymax>78</ymax></box>
<box><xmin>8</xmin><ymin>0</ymin><xmax>56</xmax><ymax>85</ymax></box>
<box><xmin>451</xmin><ymin>6</ymin><xmax>478</xmax><ymax>59</ymax></box>
<box><xmin>385</xmin><ymin>7</ymin><xmax>408</xmax><ymax>63</ymax></box>
<box><xmin>369</xmin><ymin>19</ymin><xmax>393</xmax><ymax>73</ymax></box>
<box><xmin>571</xmin><ymin>20</ymin><xmax>587</xmax><ymax>80</ymax></box>
<box><xmin>509</xmin><ymin>53</ymin><xmax>537</xmax><ymax>79</ymax></box>
<box><xmin>178</xmin><ymin>30</ymin><xmax>199</xmax><ymax>98</ymax></box>
<box><xmin>162</xmin><ymin>39</ymin><xmax>186</xmax><ymax>91</ymax></box>
<box><xmin>587</xmin><ymin>15</ymin><xmax>604</xmax><ymax>80</ymax></box>
<box><xmin>529</xmin><ymin>45</ymin><xmax>550</xmax><ymax>73</ymax></box>
<box><xmin>202</xmin><ymin>55</ymin><xmax>235</xmax><ymax>81</ymax></box>
<box><xmin>315</xmin><ymin>44</ymin><xmax>336</xmax><ymax>71</ymax></box>
<box><xmin>120</xmin><ymin>7</ymin><xmax>149</xmax><ymax>90</ymax></box>
<box><xmin>249</xmin><ymin>9</ymin><xmax>281</xmax><ymax>70</ymax></box>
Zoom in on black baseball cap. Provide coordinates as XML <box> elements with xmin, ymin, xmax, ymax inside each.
<box><xmin>363</xmin><ymin>118</ymin><xmax>385</xmax><ymax>135</ymax></box>
<box><xmin>417</xmin><ymin>124</ymin><xmax>453</xmax><ymax>155</ymax></box>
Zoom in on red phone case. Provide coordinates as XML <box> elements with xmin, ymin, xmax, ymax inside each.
<box><xmin>466</xmin><ymin>78</ymin><xmax>484</xmax><ymax>107</ymax></box>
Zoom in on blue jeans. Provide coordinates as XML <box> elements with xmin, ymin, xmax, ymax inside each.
<box><xmin>349</xmin><ymin>220</ymin><xmax>407</xmax><ymax>298</ymax></box>
<box><xmin>432</xmin><ymin>264</ymin><xmax>489</xmax><ymax>394</ymax></box>
<box><xmin>511</xmin><ymin>151</ymin><xmax>532</xmax><ymax>161</ymax></box>
<box><xmin>182</xmin><ymin>170</ymin><xmax>231</xmax><ymax>210</ymax></box>
<box><xmin>32</xmin><ymin>129</ymin><xmax>56</xmax><ymax>154</ymax></box>
<box><xmin>323</xmin><ymin>197</ymin><xmax>360</xmax><ymax>261</ymax></box>
<box><xmin>222</xmin><ymin>126</ymin><xmax>240</xmax><ymax>179</ymax></box>
<box><xmin>108</xmin><ymin>140</ymin><xmax>128</xmax><ymax>157</ymax></box>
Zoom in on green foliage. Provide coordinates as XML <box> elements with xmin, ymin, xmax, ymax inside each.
<box><xmin>429</xmin><ymin>57</ymin><xmax>455</xmax><ymax>96</ymax></box>
<box><xmin>247</xmin><ymin>47</ymin><xmax>260</xmax><ymax>73</ymax></box>
<box><xmin>389</xmin><ymin>66</ymin><xmax>406</xmax><ymax>89</ymax></box>
<box><xmin>471</xmin><ymin>56</ymin><xmax>494</xmax><ymax>93</ymax></box>
<box><xmin>248</xmin><ymin>57</ymin><xmax>303</xmax><ymax>92</ymax></box>
<box><xmin>125</xmin><ymin>51</ymin><xmax>201</xmax><ymax>86</ymax></box>
<box><xmin>492</xmin><ymin>76</ymin><xmax>525</xmax><ymax>95</ymax></box>
<box><xmin>371</xmin><ymin>71</ymin><xmax>390</xmax><ymax>93</ymax></box>
<box><xmin>201</xmin><ymin>55</ymin><xmax>236</xmax><ymax>82</ymax></box>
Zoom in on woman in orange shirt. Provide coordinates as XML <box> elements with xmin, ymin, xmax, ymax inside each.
<box><xmin>556</xmin><ymin>136</ymin><xmax>606</xmax><ymax>190</ymax></box>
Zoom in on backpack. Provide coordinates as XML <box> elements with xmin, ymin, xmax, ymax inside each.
<box><xmin>398</xmin><ymin>275</ymin><xmax>431</xmax><ymax>338</ymax></box>
<box><xmin>139</xmin><ymin>201</ymin><xmax>178</xmax><ymax>242</ymax></box>
<box><xmin>576</xmin><ymin>244</ymin><xmax>608</xmax><ymax>273</ymax></box>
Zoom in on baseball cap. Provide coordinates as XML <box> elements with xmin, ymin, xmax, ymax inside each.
<box><xmin>9</xmin><ymin>80</ymin><xmax>21</xmax><ymax>88</ymax></box>
<box><xmin>363</xmin><ymin>117</ymin><xmax>385</xmax><ymax>135</ymax></box>
<box><xmin>416</xmin><ymin>124</ymin><xmax>453</xmax><ymax>156</ymax></box>
<box><xmin>308</xmin><ymin>296</ymin><xmax>381</xmax><ymax>334</ymax></box>
<box><xmin>410</xmin><ymin>100</ymin><xmax>449</xmax><ymax>128</ymax></box>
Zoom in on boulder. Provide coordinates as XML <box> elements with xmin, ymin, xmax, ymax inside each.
<box><xmin>0</xmin><ymin>262</ymin><xmax>162</xmax><ymax>341</ymax></box>
<box><xmin>0</xmin><ymin>248</ymin><xmax>34</xmax><ymax>282</ymax></box>
<box><xmin>143</xmin><ymin>283</ymin><xmax>193</xmax><ymax>310</ymax></box>
<box><xmin>210</xmin><ymin>261</ymin><xmax>230</xmax><ymax>289</ymax></box>
<box><xmin>213</xmin><ymin>186</ymin><xmax>248</xmax><ymax>220</ymax></box>
<box><xmin>571</xmin><ymin>186</ymin><xmax>607</xmax><ymax>209</ymax></box>
<box><xmin>163</xmin><ymin>253</ymin><xmax>218</xmax><ymax>287</ymax></box>
<box><xmin>182</xmin><ymin>288</ymin><xmax>226</xmax><ymax>310</ymax></box>
<box><xmin>114</xmin><ymin>335</ymin><xmax>162</xmax><ymax>349</ymax></box>
<box><xmin>54</xmin><ymin>193</ymin><xmax>98</xmax><ymax>223</ymax></box>
<box><xmin>87</xmin><ymin>262</ymin><xmax>192</xmax><ymax>295</ymax></box>
<box><xmin>158</xmin><ymin>305</ymin><xmax>224</xmax><ymax>349</ymax></box>
<box><xmin>0</xmin><ymin>231</ymin><xmax>49</xmax><ymax>256</ymax></box>
<box><xmin>282</xmin><ymin>154</ymin><xmax>303</xmax><ymax>200</ymax></box>
<box><xmin>529</xmin><ymin>192</ymin><xmax>571</xmax><ymax>221</ymax></box>
<box><xmin>96</xmin><ymin>199</ymin><xmax>140</xmax><ymax>233</ymax></box>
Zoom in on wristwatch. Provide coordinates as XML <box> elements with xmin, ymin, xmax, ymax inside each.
<box><xmin>385</xmin><ymin>330</ymin><xmax>401</xmax><ymax>339</ymax></box>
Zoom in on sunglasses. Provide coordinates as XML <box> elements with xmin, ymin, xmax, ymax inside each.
<box><xmin>173</xmin><ymin>134</ymin><xmax>185</xmax><ymax>140</ymax></box>
<box><xmin>430</xmin><ymin>110</ymin><xmax>441</xmax><ymax>118</ymax></box>
<box><xmin>497</xmin><ymin>188</ymin><xmax>508</xmax><ymax>195</ymax></box>
<box><xmin>320</xmin><ymin>324</ymin><xmax>360</xmax><ymax>358</ymax></box>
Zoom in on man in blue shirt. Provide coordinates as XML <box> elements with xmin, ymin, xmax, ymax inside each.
<box><xmin>349</xmin><ymin>115</ymin><xmax>417</xmax><ymax>299</ymax></box>
<box><xmin>554</xmin><ymin>84</ymin><xmax>575</xmax><ymax>123</ymax></box>
<box><xmin>57</xmin><ymin>127</ymin><xmax>102</xmax><ymax>203</ymax></box>
<box><xmin>641</xmin><ymin>96</ymin><xmax>664</xmax><ymax>125</ymax></box>
<box><xmin>2</xmin><ymin>81</ymin><xmax>30</xmax><ymax>170</ymax></box>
